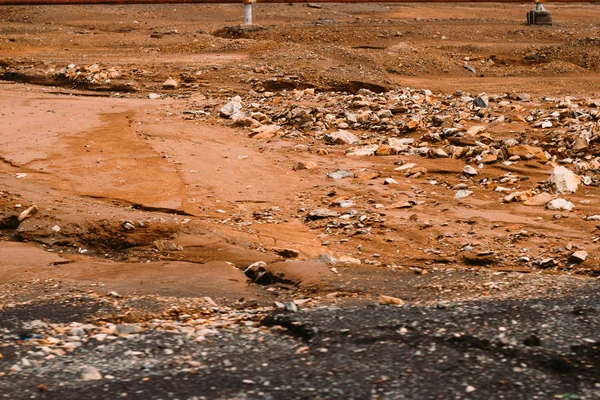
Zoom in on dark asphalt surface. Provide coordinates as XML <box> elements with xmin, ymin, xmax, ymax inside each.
<box><xmin>1</xmin><ymin>284</ymin><xmax>599</xmax><ymax>400</ymax></box>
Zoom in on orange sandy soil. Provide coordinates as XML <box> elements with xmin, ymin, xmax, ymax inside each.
<box><xmin>1</xmin><ymin>3</ymin><xmax>599</xmax><ymax>310</ymax></box>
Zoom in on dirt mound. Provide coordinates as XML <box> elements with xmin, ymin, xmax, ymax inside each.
<box><xmin>212</xmin><ymin>24</ymin><xmax>268</xmax><ymax>39</ymax></box>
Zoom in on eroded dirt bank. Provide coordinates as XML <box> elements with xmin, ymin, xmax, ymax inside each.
<box><xmin>1</xmin><ymin>3</ymin><xmax>599</xmax><ymax>399</ymax></box>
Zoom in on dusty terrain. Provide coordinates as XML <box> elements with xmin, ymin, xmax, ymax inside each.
<box><xmin>0</xmin><ymin>3</ymin><xmax>599</xmax><ymax>399</ymax></box>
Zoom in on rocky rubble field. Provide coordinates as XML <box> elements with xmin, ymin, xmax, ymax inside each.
<box><xmin>0</xmin><ymin>3</ymin><xmax>599</xmax><ymax>399</ymax></box>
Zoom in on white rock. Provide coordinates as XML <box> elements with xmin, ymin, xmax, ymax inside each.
<box><xmin>546</xmin><ymin>198</ymin><xmax>575</xmax><ymax>212</ymax></box>
<box><xmin>455</xmin><ymin>190</ymin><xmax>473</xmax><ymax>199</ymax></box>
<box><xmin>549</xmin><ymin>166</ymin><xmax>580</xmax><ymax>194</ymax></box>
<box><xmin>220</xmin><ymin>96</ymin><xmax>243</xmax><ymax>118</ymax></box>
<box><xmin>462</xmin><ymin>165</ymin><xmax>478</xmax><ymax>176</ymax></box>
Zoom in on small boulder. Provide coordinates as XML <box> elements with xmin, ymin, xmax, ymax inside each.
<box><xmin>323</xmin><ymin>130</ymin><xmax>358</xmax><ymax>145</ymax></box>
<box><xmin>162</xmin><ymin>77</ymin><xmax>178</xmax><ymax>89</ymax></box>
<box><xmin>546</xmin><ymin>198</ymin><xmax>575</xmax><ymax>212</ymax></box>
<box><xmin>568</xmin><ymin>250</ymin><xmax>587</xmax><ymax>264</ymax></box>
<box><xmin>220</xmin><ymin>96</ymin><xmax>243</xmax><ymax>118</ymax></box>
<box><xmin>523</xmin><ymin>192</ymin><xmax>553</xmax><ymax>207</ymax></box>
<box><xmin>473</xmin><ymin>94</ymin><xmax>488</xmax><ymax>108</ymax></box>
<box><xmin>462</xmin><ymin>165</ymin><xmax>478</xmax><ymax>176</ymax></box>
<box><xmin>549</xmin><ymin>166</ymin><xmax>580</xmax><ymax>194</ymax></box>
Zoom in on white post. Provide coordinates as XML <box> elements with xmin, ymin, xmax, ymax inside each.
<box><xmin>243</xmin><ymin>1</ymin><xmax>253</xmax><ymax>25</ymax></box>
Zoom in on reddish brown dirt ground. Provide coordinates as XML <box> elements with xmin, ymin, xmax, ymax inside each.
<box><xmin>0</xmin><ymin>4</ymin><xmax>599</xmax><ymax>398</ymax></box>
<box><xmin>1</xmin><ymin>1</ymin><xmax>599</xmax><ymax>300</ymax></box>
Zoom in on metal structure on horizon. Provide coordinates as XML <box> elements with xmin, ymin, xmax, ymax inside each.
<box><xmin>0</xmin><ymin>0</ymin><xmax>598</xmax><ymax>25</ymax></box>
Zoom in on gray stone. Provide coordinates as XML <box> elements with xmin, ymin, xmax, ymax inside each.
<box><xmin>462</xmin><ymin>165</ymin><xmax>478</xmax><ymax>176</ymax></box>
<box><xmin>473</xmin><ymin>94</ymin><xmax>488</xmax><ymax>108</ymax></box>
<box><xmin>327</xmin><ymin>170</ymin><xmax>353</xmax><ymax>179</ymax></box>
<box><xmin>220</xmin><ymin>96</ymin><xmax>243</xmax><ymax>118</ymax></box>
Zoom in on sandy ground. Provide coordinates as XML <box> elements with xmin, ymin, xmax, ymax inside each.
<box><xmin>0</xmin><ymin>3</ymin><xmax>599</xmax><ymax>398</ymax></box>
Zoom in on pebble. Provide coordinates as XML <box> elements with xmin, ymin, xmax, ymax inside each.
<box><xmin>462</xmin><ymin>165</ymin><xmax>478</xmax><ymax>176</ymax></box>
<box><xmin>81</xmin><ymin>366</ymin><xmax>102</xmax><ymax>381</ymax></box>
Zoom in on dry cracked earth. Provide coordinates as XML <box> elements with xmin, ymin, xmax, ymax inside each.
<box><xmin>0</xmin><ymin>3</ymin><xmax>599</xmax><ymax>399</ymax></box>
